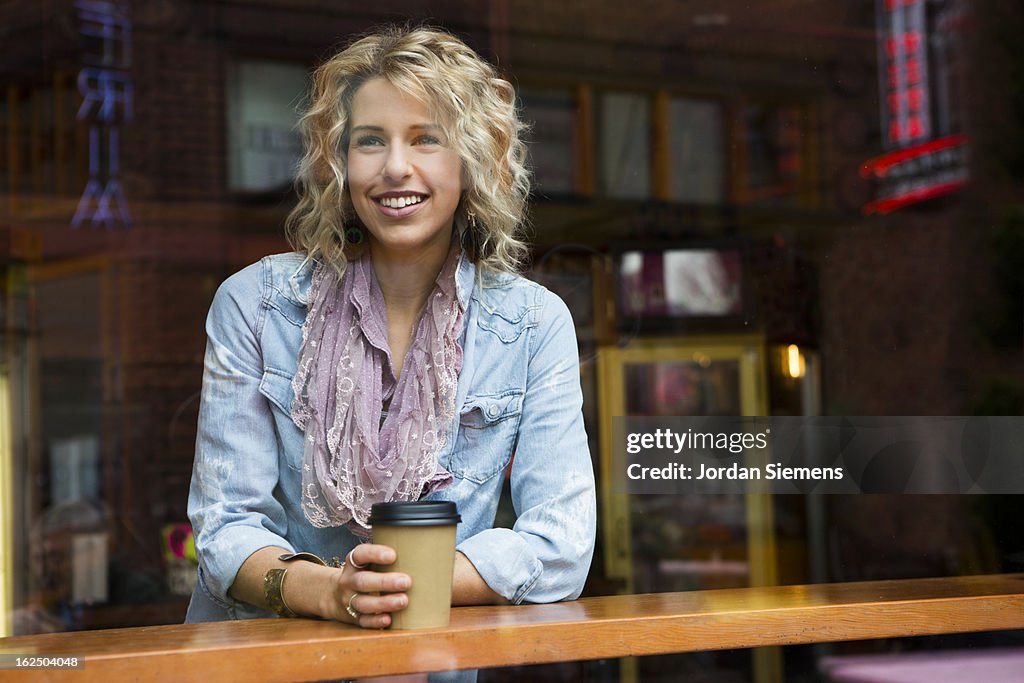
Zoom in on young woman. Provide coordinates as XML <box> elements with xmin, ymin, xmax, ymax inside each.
<box><xmin>186</xmin><ymin>26</ymin><xmax>596</xmax><ymax>628</ymax></box>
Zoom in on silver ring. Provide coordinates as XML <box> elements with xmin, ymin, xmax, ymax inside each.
<box><xmin>346</xmin><ymin>592</ymin><xmax>361</xmax><ymax>620</ymax></box>
<box><xmin>346</xmin><ymin>549</ymin><xmax>368</xmax><ymax>570</ymax></box>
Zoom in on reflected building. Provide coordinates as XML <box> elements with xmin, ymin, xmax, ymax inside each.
<box><xmin>2</xmin><ymin>0</ymin><xmax>1023</xmax><ymax>680</ymax></box>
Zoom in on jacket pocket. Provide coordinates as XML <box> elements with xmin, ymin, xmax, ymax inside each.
<box><xmin>259</xmin><ymin>368</ymin><xmax>303</xmax><ymax>472</ymax></box>
<box><xmin>259</xmin><ymin>368</ymin><xmax>295</xmax><ymax>415</ymax></box>
<box><xmin>446</xmin><ymin>390</ymin><xmax>523</xmax><ymax>484</ymax></box>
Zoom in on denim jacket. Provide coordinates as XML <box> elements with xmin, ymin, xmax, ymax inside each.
<box><xmin>185</xmin><ymin>251</ymin><xmax>596</xmax><ymax>622</ymax></box>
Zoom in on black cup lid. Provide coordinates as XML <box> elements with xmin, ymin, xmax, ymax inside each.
<box><xmin>368</xmin><ymin>501</ymin><xmax>461</xmax><ymax>526</ymax></box>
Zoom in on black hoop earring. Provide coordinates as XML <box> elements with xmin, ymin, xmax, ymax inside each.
<box><xmin>345</xmin><ymin>225</ymin><xmax>365</xmax><ymax>245</ymax></box>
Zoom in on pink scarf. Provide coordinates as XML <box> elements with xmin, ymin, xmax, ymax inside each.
<box><xmin>290</xmin><ymin>246</ymin><xmax>462</xmax><ymax>536</ymax></box>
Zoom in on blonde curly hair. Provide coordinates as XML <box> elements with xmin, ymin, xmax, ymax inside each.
<box><xmin>285</xmin><ymin>25</ymin><xmax>531</xmax><ymax>277</ymax></box>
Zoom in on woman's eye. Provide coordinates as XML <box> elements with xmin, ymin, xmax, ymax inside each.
<box><xmin>354</xmin><ymin>135</ymin><xmax>384</xmax><ymax>147</ymax></box>
<box><xmin>415</xmin><ymin>135</ymin><xmax>441</xmax><ymax>145</ymax></box>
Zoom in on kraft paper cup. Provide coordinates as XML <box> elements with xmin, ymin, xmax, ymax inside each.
<box><xmin>369</xmin><ymin>501</ymin><xmax>461</xmax><ymax>630</ymax></box>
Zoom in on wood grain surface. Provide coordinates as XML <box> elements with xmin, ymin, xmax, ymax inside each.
<box><xmin>1</xmin><ymin>574</ymin><xmax>1022</xmax><ymax>682</ymax></box>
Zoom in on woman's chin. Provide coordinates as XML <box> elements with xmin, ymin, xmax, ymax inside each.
<box><xmin>366</xmin><ymin>231</ymin><xmax>455</xmax><ymax>258</ymax></box>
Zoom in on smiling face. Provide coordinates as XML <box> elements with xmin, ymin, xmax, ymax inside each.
<box><xmin>346</xmin><ymin>78</ymin><xmax>464</xmax><ymax>262</ymax></box>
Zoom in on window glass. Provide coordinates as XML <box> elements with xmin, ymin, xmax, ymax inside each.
<box><xmin>668</xmin><ymin>98</ymin><xmax>725</xmax><ymax>204</ymax></box>
<box><xmin>226</xmin><ymin>61</ymin><xmax>307</xmax><ymax>192</ymax></box>
<box><xmin>2</xmin><ymin>6</ymin><xmax>1023</xmax><ymax>674</ymax></box>
<box><xmin>743</xmin><ymin>102</ymin><xmax>803</xmax><ymax>204</ymax></box>
<box><xmin>599</xmin><ymin>91</ymin><xmax>650</xmax><ymax>199</ymax></box>
<box><xmin>520</xmin><ymin>87</ymin><xmax>576</xmax><ymax>196</ymax></box>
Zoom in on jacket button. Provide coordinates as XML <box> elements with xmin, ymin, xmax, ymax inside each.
<box><xmin>487</xmin><ymin>404</ymin><xmax>500</xmax><ymax>418</ymax></box>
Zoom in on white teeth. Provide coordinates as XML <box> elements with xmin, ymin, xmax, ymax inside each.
<box><xmin>379</xmin><ymin>195</ymin><xmax>424</xmax><ymax>209</ymax></box>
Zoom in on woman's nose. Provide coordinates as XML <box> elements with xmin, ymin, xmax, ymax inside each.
<box><xmin>383</xmin><ymin>145</ymin><xmax>412</xmax><ymax>181</ymax></box>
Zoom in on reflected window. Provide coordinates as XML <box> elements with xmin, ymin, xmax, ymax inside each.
<box><xmin>624</xmin><ymin>360</ymin><xmax>741</xmax><ymax>417</ymax></box>
<box><xmin>668</xmin><ymin>98</ymin><xmax>726</xmax><ymax>204</ymax></box>
<box><xmin>1</xmin><ymin>80</ymin><xmax>85</xmax><ymax>199</ymax></box>
<box><xmin>599</xmin><ymin>91</ymin><xmax>650</xmax><ymax>198</ymax></box>
<box><xmin>520</xmin><ymin>88</ymin><xmax>576</xmax><ymax>196</ymax></box>
<box><xmin>619</xmin><ymin>249</ymin><xmax>744</xmax><ymax>319</ymax></box>
<box><xmin>226</xmin><ymin>60</ymin><xmax>307</xmax><ymax>192</ymax></box>
<box><xmin>743</xmin><ymin>102</ymin><xmax>804</xmax><ymax>203</ymax></box>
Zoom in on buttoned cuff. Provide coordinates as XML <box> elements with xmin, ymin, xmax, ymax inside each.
<box><xmin>456</xmin><ymin>528</ymin><xmax>542</xmax><ymax>604</ymax></box>
<box><xmin>199</xmin><ymin>524</ymin><xmax>296</xmax><ymax>611</ymax></box>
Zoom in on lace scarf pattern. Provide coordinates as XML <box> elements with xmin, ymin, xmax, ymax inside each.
<box><xmin>290</xmin><ymin>247</ymin><xmax>462</xmax><ymax>536</ymax></box>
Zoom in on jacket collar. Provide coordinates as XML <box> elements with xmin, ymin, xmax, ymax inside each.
<box><xmin>455</xmin><ymin>248</ymin><xmax>476</xmax><ymax>311</ymax></box>
<box><xmin>287</xmin><ymin>248</ymin><xmax>477</xmax><ymax>310</ymax></box>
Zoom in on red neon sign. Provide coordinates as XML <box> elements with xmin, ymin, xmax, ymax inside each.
<box><xmin>860</xmin><ymin>134</ymin><xmax>968</xmax><ymax>178</ymax></box>
<box><xmin>863</xmin><ymin>179</ymin><xmax>967</xmax><ymax>215</ymax></box>
<box><xmin>860</xmin><ymin>134</ymin><xmax>968</xmax><ymax>214</ymax></box>
<box><xmin>863</xmin><ymin>0</ymin><xmax>968</xmax><ymax>214</ymax></box>
<box><xmin>877</xmin><ymin>0</ymin><xmax>930</xmax><ymax>148</ymax></box>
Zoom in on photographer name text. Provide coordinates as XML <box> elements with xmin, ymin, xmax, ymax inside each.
<box><xmin>627</xmin><ymin>462</ymin><xmax>844</xmax><ymax>481</ymax></box>
<box><xmin>625</xmin><ymin>428</ymin><xmax>844</xmax><ymax>482</ymax></box>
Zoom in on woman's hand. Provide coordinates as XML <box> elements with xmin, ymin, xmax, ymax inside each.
<box><xmin>320</xmin><ymin>544</ymin><xmax>411</xmax><ymax>629</ymax></box>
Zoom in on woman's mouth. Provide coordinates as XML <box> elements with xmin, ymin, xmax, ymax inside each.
<box><xmin>377</xmin><ymin>194</ymin><xmax>425</xmax><ymax>209</ymax></box>
<box><xmin>373</xmin><ymin>193</ymin><xmax>428</xmax><ymax>217</ymax></box>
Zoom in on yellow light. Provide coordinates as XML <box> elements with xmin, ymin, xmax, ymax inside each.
<box><xmin>785</xmin><ymin>344</ymin><xmax>805</xmax><ymax>379</ymax></box>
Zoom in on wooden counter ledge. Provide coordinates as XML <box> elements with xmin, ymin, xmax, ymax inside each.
<box><xmin>2</xmin><ymin>574</ymin><xmax>1023</xmax><ymax>682</ymax></box>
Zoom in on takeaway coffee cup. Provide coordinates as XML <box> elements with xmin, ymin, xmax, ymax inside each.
<box><xmin>368</xmin><ymin>501</ymin><xmax>461</xmax><ymax>629</ymax></box>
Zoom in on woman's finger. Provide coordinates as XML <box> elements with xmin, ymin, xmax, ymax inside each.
<box><xmin>352</xmin><ymin>569</ymin><xmax>411</xmax><ymax>594</ymax></box>
<box><xmin>351</xmin><ymin>591</ymin><xmax>408</xmax><ymax>615</ymax></box>
<box><xmin>348</xmin><ymin>543</ymin><xmax>397</xmax><ymax>567</ymax></box>
<box><xmin>358</xmin><ymin>611</ymin><xmax>392</xmax><ymax>629</ymax></box>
